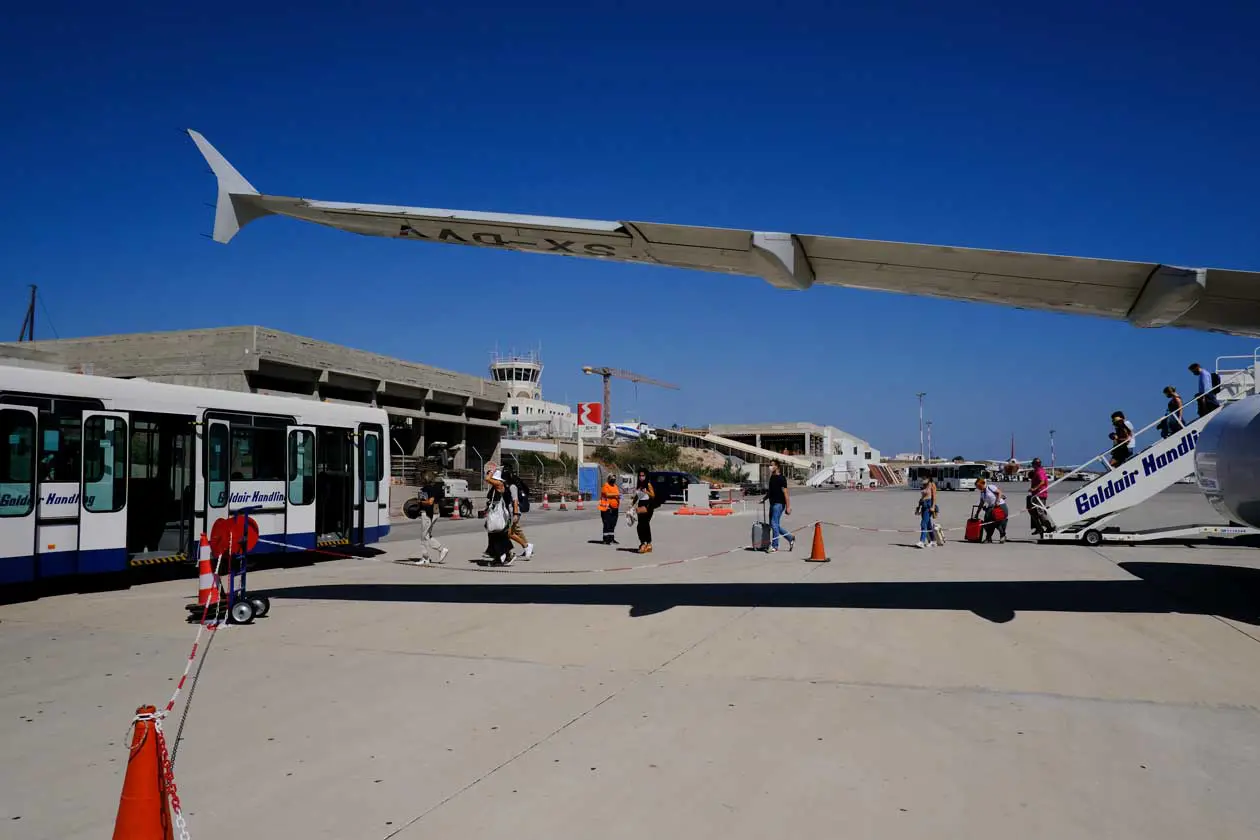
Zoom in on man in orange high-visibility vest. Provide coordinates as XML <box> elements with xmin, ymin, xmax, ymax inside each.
<box><xmin>598</xmin><ymin>474</ymin><xmax>621</xmax><ymax>545</ymax></box>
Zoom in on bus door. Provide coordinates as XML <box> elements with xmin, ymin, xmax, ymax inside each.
<box><xmin>80</xmin><ymin>411</ymin><xmax>129</xmax><ymax>575</ymax></box>
<box><xmin>286</xmin><ymin>426</ymin><xmax>316</xmax><ymax>550</ymax></box>
<box><xmin>204</xmin><ymin>419</ymin><xmax>232</xmax><ymax>546</ymax></box>
<box><xmin>0</xmin><ymin>405</ymin><xmax>38</xmax><ymax>585</ymax></box>
<box><xmin>357</xmin><ymin>425</ymin><xmax>381</xmax><ymax>543</ymax></box>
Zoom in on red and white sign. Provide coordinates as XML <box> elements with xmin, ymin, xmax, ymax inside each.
<box><xmin>577</xmin><ymin>402</ymin><xmax>602</xmax><ymax>427</ymax></box>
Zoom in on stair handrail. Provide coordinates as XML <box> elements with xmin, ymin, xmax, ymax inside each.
<box><xmin>1044</xmin><ymin>369</ymin><xmax>1250</xmax><ymax>495</ymax></box>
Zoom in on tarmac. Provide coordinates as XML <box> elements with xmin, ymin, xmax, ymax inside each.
<box><xmin>2</xmin><ymin>483</ymin><xmax>1258</xmax><ymax>839</ymax></box>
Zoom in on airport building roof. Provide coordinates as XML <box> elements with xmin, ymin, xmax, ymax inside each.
<box><xmin>0</xmin><ymin>326</ymin><xmax>509</xmax><ymax>415</ymax></box>
<box><xmin>709</xmin><ymin>421</ymin><xmax>873</xmax><ymax>446</ymax></box>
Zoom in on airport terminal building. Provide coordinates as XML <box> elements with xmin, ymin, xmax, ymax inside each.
<box><xmin>709</xmin><ymin>422</ymin><xmax>881</xmax><ymax>468</ymax></box>
<box><xmin>0</xmin><ymin>326</ymin><xmax>510</xmax><ymax>473</ymax></box>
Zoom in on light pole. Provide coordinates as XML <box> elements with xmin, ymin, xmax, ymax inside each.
<box><xmin>1049</xmin><ymin>429</ymin><xmax>1056</xmax><ymax>472</ymax></box>
<box><xmin>916</xmin><ymin>392</ymin><xmax>926</xmax><ymax>462</ymax></box>
<box><xmin>926</xmin><ymin>420</ymin><xmax>933</xmax><ymax>463</ymax></box>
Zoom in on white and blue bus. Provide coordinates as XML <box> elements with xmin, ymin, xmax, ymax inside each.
<box><xmin>907</xmin><ymin>461</ymin><xmax>990</xmax><ymax>491</ymax></box>
<box><xmin>0</xmin><ymin>364</ymin><xmax>390</xmax><ymax>586</ymax></box>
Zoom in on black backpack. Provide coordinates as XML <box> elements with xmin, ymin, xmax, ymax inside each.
<box><xmin>514</xmin><ymin>477</ymin><xmax>531</xmax><ymax>513</ymax></box>
<box><xmin>1210</xmin><ymin>371</ymin><xmax>1222</xmax><ymax>389</ymax></box>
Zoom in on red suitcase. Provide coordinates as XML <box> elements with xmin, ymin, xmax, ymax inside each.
<box><xmin>964</xmin><ymin>506</ymin><xmax>984</xmax><ymax>543</ymax></box>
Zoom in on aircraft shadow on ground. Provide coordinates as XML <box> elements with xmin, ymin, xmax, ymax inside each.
<box><xmin>263</xmin><ymin>562</ymin><xmax>1260</xmax><ymax>625</ymax></box>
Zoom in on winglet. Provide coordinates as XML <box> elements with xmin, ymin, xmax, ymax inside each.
<box><xmin>186</xmin><ymin>129</ymin><xmax>269</xmax><ymax>243</ymax></box>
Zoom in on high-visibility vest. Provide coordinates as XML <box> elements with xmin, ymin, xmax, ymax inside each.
<box><xmin>598</xmin><ymin>484</ymin><xmax>621</xmax><ymax>512</ymax></box>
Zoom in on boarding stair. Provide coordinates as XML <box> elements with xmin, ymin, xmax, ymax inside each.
<box><xmin>1040</xmin><ymin>355</ymin><xmax>1258</xmax><ymax>544</ymax></box>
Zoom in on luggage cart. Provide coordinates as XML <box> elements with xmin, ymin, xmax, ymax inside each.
<box><xmin>195</xmin><ymin>508</ymin><xmax>270</xmax><ymax>624</ymax></box>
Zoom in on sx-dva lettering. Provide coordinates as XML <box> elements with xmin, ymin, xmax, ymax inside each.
<box><xmin>398</xmin><ymin>224</ymin><xmax>618</xmax><ymax>257</ymax></box>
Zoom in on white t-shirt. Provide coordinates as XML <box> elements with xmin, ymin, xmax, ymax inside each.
<box><xmin>979</xmin><ymin>485</ymin><xmax>1002</xmax><ymax>508</ymax></box>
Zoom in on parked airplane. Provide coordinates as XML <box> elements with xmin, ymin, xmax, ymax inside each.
<box><xmin>186</xmin><ymin>129</ymin><xmax>1260</xmax><ymax>531</ymax></box>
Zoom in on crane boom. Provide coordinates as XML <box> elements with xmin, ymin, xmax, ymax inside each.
<box><xmin>581</xmin><ymin>365</ymin><xmax>680</xmax><ymax>437</ymax></box>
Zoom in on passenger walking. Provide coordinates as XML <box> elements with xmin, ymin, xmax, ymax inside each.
<box><xmin>482</xmin><ymin>462</ymin><xmax>515</xmax><ymax>566</ymax></box>
<box><xmin>975</xmin><ymin>478</ymin><xmax>1008</xmax><ymax>543</ymax></box>
<box><xmin>915</xmin><ymin>474</ymin><xmax>937</xmax><ymax>548</ymax></box>
<box><xmin>502</xmin><ymin>465</ymin><xmax>535</xmax><ymax>560</ymax></box>
<box><xmin>762</xmin><ymin>462</ymin><xmax>796</xmax><ymax>552</ymax></box>
<box><xmin>633</xmin><ymin>469</ymin><xmax>657</xmax><ymax>553</ymax></box>
<box><xmin>1160</xmin><ymin>386</ymin><xmax>1185</xmax><ymax>438</ymax></box>
<box><xmin>1027</xmin><ymin>457</ymin><xmax>1053</xmax><ymax>535</ymax></box>
<box><xmin>1188</xmin><ymin>362</ymin><xmax>1220</xmax><ymax>418</ymax></box>
<box><xmin>412</xmin><ymin>470</ymin><xmax>449</xmax><ymax>565</ymax></box>
<box><xmin>1109</xmin><ymin>412</ymin><xmax>1134</xmax><ymax>467</ymax></box>
<box><xmin>598</xmin><ymin>474</ymin><xmax>621</xmax><ymax>544</ymax></box>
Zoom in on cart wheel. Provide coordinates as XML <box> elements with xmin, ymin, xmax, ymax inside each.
<box><xmin>250</xmin><ymin>596</ymin><xmax>270</xmax><ymax>618</ymax></box>
<box><xmin>1083</xmin><ymin>529</ymin><xmax>1103</xmax><ymax>547</ymax></box>
<box><xmin>459</xmin><ymin>499</ymin><xmax>473</xmax><ymax>519</ymax></box>
<box><xmin>230</xmin><ymin>599</ymin><xmax>256</xmax><ymax>624</ymax></box>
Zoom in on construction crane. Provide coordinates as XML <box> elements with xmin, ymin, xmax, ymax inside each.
<box><xmin>581</xmin><ymin>366</ymin><xmax>679</xmax><ymax>438</ymax></box>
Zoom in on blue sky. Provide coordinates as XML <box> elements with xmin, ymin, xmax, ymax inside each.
<box><xmin>2</xmin><ymin>1</ymin><xmax>1258</xmax><ymax>465</ymax></box>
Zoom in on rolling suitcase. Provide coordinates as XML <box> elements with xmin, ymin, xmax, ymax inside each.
<box><xmin>751</xmin><ymin>500</ymin><xmax>772</xmax><ymax>551</ymax></box>
<box><xmin>964</xmin><ymin>505</ymin><xmax>984</xmax><ymax>543</ymax></box>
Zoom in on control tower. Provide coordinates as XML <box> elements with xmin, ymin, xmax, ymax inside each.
<box><xmin>489</xmin><ymin>350</ymin><xmax>544</xmax><ymax>401</ymax></box>
<box><xmin>490</xmin><ymin>350</ymin><xmax>575</xmax><ymax>438</ymax></box>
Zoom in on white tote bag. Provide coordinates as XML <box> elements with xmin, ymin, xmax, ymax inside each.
<box><xmin>485</xmin><ymin>497</ymin><xmax>509</xmax><ymax>533</ymax></box>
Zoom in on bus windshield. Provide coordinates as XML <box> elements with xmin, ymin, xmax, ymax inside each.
<box><xmin>957</xmin><ymin>464</ymin><xmax>985</xmax><ymax>479</ymax></box>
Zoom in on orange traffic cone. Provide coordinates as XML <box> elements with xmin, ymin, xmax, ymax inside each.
<box><xmin>576</xmin><ymin>494</ymin><xmax>585</xmax><ymax>511</ymax></box>
<box><xmin>112</xmin><ymin>705</ymin><xmax>174</xmax><ymax>840</ymax></box>
<box><xmin>806</xmin><ymin>522</ymin><xmax>831</xmax><ymax>563</ymax></box>
<box><xmin>196</xmin><ymin>534</ymin><xmax>218</xmax><ymax>608</ymax></box>
<box><xmin>449</xmin><ymin>501</ymin><xmax>461</xmax><ymax>521</ymax></box>
<box><xmin>541</xmin><ymin>493</ymin><xmax>551</xmax><ymax>510</ymax></box>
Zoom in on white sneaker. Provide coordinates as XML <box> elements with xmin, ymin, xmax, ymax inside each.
<box><xmin>916</xmin><ymin>541</ymin><xmax>925</xmax><ymax>549</ymax></box>
<box><xmin>437</xmin><ymin>547</ymin><xmax>449</xmax><ymax>564</ymax></box>
<box><xmin>524</xmin><ymin>543</ymin><xmax>534</xmax><ymax>559</ymax></box>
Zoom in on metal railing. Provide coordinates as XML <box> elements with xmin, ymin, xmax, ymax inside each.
<box><xmin>1045</xmin><ymin>367</ymin><xmax>1252</xmax><ymax>495</ymax></box>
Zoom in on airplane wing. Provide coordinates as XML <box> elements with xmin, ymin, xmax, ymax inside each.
<box><xmin>187</xmin><ymin>129</ymin><xmax>1260</xmax><ymax>338</ymax></box>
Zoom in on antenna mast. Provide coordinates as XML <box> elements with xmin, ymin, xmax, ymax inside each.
<box><xmin>17</xmin><ymin>284</ymin><xmax>36</xmax><ymax>342</ymax></box>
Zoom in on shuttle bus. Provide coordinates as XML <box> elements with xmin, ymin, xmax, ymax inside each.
<box><xmin>907</xmin><ymin>461</ymin><xmax>990</xmax><ymax>491</ymax></box>
<box><xmin>0</xmin><ymin>364</ymin><xmax>390</xmax><ymax>586</ymax></box>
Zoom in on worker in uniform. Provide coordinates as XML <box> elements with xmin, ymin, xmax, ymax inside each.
<box><xmin>598</xmin><ymin>473</ymin><xmax>621</xmax><ymax>544</ymax></box>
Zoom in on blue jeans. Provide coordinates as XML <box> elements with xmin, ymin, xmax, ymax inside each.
<box><xmin>770</xmin><ymin>503</ymin><xmax>793</xmax><ymax>549</ymax></box>
<box><xmin>920</xmin><ymin>504</ymin><xmax>934</xmax><ymax>544</ymax></box>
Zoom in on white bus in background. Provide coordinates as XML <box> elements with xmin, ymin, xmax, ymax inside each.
<box><xmin>0</xmin><ymin>364</ymin><xmax>389</xmax><ymax>588</ymax></box>
<box><xmin>907</xmin><ymin>461</ymin><xmax>991</xmax><ymax>491</ymax></box>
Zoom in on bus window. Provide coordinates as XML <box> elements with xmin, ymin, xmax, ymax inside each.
<box><xmin>84</xmin><ymin>415</ymin><xmax>127</xmax><ymax>513</ymax></box>
<box><xmin>288</xmin><ymin>430</ymin><xmax>314</xmax><ymax>506</ymax></box>
<box><xmin>39</xmin><ymin>410</ymin><xmax>81</xmax><ymax>483</ymax></box>
<box><xmin>208</xmin><ymin>423</ymin><xmax>229</xmax><ymax>508</ymax></box>
<box><xmin>230</xmin><ymin>426</ymin><xmax>285</xmax><ymax>481</ymax></box>
<box><xmin>0</xmin><ymin>409</ymin><xmax>36</xmax><ymax>517</ymax></box>
<box><xmin>363</xmin><ymin>434</ymin><xmax>379</xmax><ymax>503</ymax></box>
